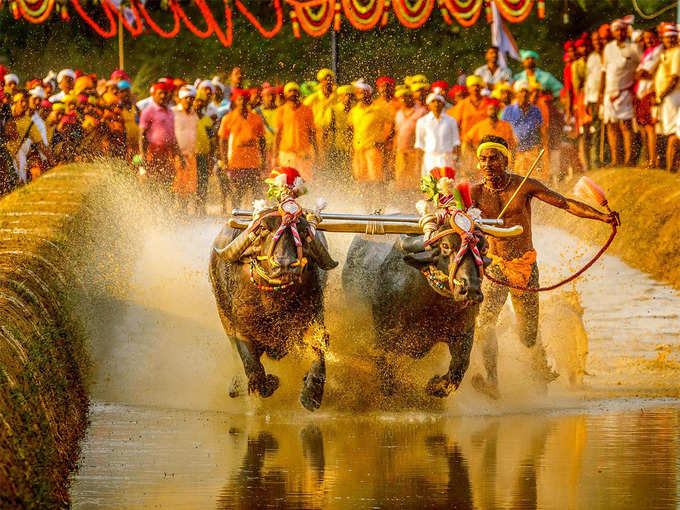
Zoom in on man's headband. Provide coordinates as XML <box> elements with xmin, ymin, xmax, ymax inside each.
<box><xmin>477</xmin><ymin>142</ymin><xmax>509</xmax><ymax>159</ymax></box>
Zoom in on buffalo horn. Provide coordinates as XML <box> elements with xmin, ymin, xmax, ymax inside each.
<box><xmin>478</xmin><ymin>224</ymin><xmax>524</xmax><ymax>237</ymax></box>
<box><xmin>214</xmin><ymin>227</ymin><xmax>258</xmax><ymax>262</ymax></box>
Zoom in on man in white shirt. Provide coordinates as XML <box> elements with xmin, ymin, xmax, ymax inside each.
<box><xmin>27</xmin><ymin>87</ymin><xmax>52</xmax><ymax>167</ymax></box>
<box><xmin>415</xmin><ymin>93</ymin><xmax>460</xmax><ymax>174</ymax></box>
<box><xmin>474</xmin><ymin>46</ymin><xmax>513</xmax><ymax>90</ymax></box>
<box><xmin>48</xmin><ymin>69</ymin><xmax>75</xmax><ymax>102</ymax></box>
<box><xmin>584</xmin><ymin>30</ymin><xmax>605</xmax><ymax>168</ymax></box>
<box><xmin>602</xmin><ymin>17</ymin><xmax>641</xmax><ymax>166</ymax></box>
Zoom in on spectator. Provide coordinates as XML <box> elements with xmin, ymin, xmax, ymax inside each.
<box><xmin>514</xmin><ymin>50</ymin><xmax>564</xmax><ymax>97</ymax></box>
<box><xmin>474</xmin><ymin>46</ymin><xmax>513</xmax><ymax>89</ymax></box>
<box><xmin>655</xmin><ymin>23</ymin><xmax>680</xmax><ymax>172</ymax></box>
<box><xmin>501</xmin><ymin>80</ymin><xmax>545</xmax><ymax>179</ymax></box>
<box><xmin>603</xmin><ymin>17</ymin><xmax>641</xmax><ymax>166</ymax></box>
<box><xmin>393</xmin><ymin>85</ymin><xmax>426</xmax><ymax>190</ymax></box>
<box><xmin>415</xmin><ymin>93</ymin><xmax>460</xmax><ymax>173</ymax></box>
<box><xmin>273</xmin><ymin>82</ymin><xmax>316</xmax><ymax>181</ymax></box>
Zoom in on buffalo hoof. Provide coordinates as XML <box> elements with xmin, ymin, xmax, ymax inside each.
<box><xmin>300</xmin><ymin>372</ymin><xmax>325</xmax><ymax>412</ymax></box>
<box><xmin>249</xmin><ymin>374</ymin><xmax>280</xmax><ymax>398</ymax></box>
<box><xmin>425</xmin><ymin>374</ymin><xmax>457</xmax><ymax>398</ymax></box>
<box><xmin>229</xmin><ymin>375</ymin><xmax>246</xmax><ymax>398</ymax></box>
<box><xmin>471</xmin><ymin>374</ymin><xmax>500</xmax><ymax>400</ymax></box>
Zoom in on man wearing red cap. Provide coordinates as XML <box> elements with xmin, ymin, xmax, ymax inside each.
<box><xmin>218</xmin><ymin>88</ymin><xmax>266</xmax><ymax>210</ymax></box>
<box><xmin>474</xmin><ymin>46</ymin><xmax>512</xmax><ymax>90</ymax></box>
<box><xmin>602</xmin><ymin>16</ymin><xmax>641</xmax><ymax>166</ymax></box>
<box><xmin>656</xmin><ymin>23</ymin><xmax>680</xmax><ymax>172</ymax></box>
<box><xmin>139</xmin><ymin>81</ymin><xmax>183</xmax><ymax>192</ymax></box>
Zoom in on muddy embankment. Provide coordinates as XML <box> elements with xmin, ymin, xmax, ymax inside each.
<box><xmin>539</xmin><ymin>167</ymin><xmax>680</xmax><ymax>291</ymax></box>
<box><xmin>0</xmin><ymin>163</ymin><xmax>137</xmax><ymax>508</ymax></box>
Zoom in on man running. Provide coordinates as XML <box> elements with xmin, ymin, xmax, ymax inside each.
<box><xmin>470</xmin><ymin>135</ymin><xmax>620</xmax><ymax>399</ymax></box>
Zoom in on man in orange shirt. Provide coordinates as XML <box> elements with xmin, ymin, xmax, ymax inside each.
<box><xmin>464</xmin><ymin>98</ymin><xmax>517</xmax><ymax>157</ymax></box>
<box><xmin>348</xmin><ymin>81</ymin><xmax>394</xmax><ymax>198</ymax></box>
<box><xmin>273</xmin><ymin>82</ymin><xmax>317</xmax><ymax>182</ymax></box>
<box><xmin>448</xmin><ymin>75</ymin><xmax>488</xmax><ymax>173</ymax></box>
<box><xmin>218</xmin><ymin>88</ymin><xmax>266</xmax><ymax>209</ymax></box>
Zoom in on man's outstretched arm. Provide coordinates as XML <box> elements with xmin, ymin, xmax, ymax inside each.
<box><xmin>530</xmin><ymin>180</ymin><xmax>620</xmax><ymax>225</ymax></box>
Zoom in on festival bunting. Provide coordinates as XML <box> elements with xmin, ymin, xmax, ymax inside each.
<box><xmin>4</xmin><ymin>0</ymin><xmax>544</xmax><ymax>45</ymax></box>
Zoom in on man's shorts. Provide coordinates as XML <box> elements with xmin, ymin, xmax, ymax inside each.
<box><xmin>603</xmin><ymin>90</ymin><xmax>634</xmax><ymax>123</ymax></box>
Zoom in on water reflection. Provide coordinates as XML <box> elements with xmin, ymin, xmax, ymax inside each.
<box><xmin>71</xmin><ymin>404</ymin><xmax>680</xmax><ymax>510</ymax></box>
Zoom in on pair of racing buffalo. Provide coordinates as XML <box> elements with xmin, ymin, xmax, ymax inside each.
<box><xmin>209</xmin><ymin>206</ymin><xmax>503</xmax><ymax>412</ymax></box>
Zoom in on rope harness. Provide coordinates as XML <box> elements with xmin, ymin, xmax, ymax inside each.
<box><xmin>245</xmin><ymin>196</ymin><xmax>312</xmax><ymax>291</ymax></box>
<box><xmin>420</xmin><ymin>210</ymin><xmax>485</xmax><ymax>297</ymax></box>
<box><xmin>484</xmin><ymin>223</ymin><xmax>618</xmax><ymax>292</ymax></box>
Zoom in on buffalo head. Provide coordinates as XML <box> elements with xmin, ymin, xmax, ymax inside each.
<box><xmin>403</xmin><ymin>214</ymin><xmax>490</xmax><ymax>304</ymax></box>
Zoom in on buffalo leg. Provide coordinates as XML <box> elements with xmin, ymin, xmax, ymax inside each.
<box><xmin>426</xmin><ymin>329</ymin><xmax>474</xmax><ymax>398</ymax></box>
<box><xmin>300</xmin><ymin>323</ymin><xmax>328</xmax><ymax>412</ymax></box>
<box><xmin>231</xmin><ymin>336</ymin><xmax>279</xmax><ymax>398</ymax></box>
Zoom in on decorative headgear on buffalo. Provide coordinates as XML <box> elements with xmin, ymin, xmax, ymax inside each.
<box><xmin>265</xmin><ymin>167</ymin><xmax>308</xmax><ymax>202</ymax></box>
<box><xmin>419</xmin><ymin>167</ymin><xmax>472</xmax><ymax>211</ymax></box>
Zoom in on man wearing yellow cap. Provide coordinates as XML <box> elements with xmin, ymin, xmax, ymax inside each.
<box><xmin>411</xmin><ymin>81</ymin><xmax>429</xmax><ymax>108</ymax></box>
<box><xmin>273</xmin><ymin>82</ymin><xmax>317</xmax><ymax>181</ymax></box>
<box><xmin>348</xmin><ymin>81</ymin><xmax>394</xmax><ymax>194</ymax></box>
<box><xmin>303</xmin><ymin>69</ymin><xmax>336</xmax><ymax>165</ymax></box>
<box><xmin>448</xmin><ymin>75</ymin><xmax>488</xmax><ymax>173</ymax></box>
<box><xmin>470</xmin><ymin>135</ymin><xmax>620</xmax><ymax>399</ymax></box>
<box><xmin>323</xmin><ymin>84</ymin><xmax>354</xmax><ymax>182</ymax></box>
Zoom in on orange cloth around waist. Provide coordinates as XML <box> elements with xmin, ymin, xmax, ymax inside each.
<box><xmin>490</xmin><ymin>249</ymin><xmax>537</xmax><ymax>287</ymax></box>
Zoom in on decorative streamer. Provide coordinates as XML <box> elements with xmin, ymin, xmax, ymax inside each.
<box><xmin>4</xmin><ymin>0</ymin><xmax>539</xmax><ymax>45</ymax></box>
<box><xmin>441</xmin><ymin>0</ymin><xmax>483</xmax><ymax>27</ymax></box>
<box><xmin>287</xmin><ymin>0</ymin><xmax>334</xmax><ymax>37</ymax></box>
<box><xmin>392</xmin><ymin>0</ymin><xmax>434</xmax><ymax>29</ymax></box>
<box><xmin>70</xmin><ymin>0</ymin><xmax>117</xmax><ymax>37</ymax></box>
<box><xmin>236</xmin><ymin>0</ymin><xmax>283</xmax><ymax>38</ymax></box>
<box><xmin>342</xmin><ymin>0</ymin><xmax>386</xmax><ymax>31</ymax></box>
<box><xmin>494</xmin><ymin>0</ymin><xmax>534</xmax><ymax>23</ymax></box>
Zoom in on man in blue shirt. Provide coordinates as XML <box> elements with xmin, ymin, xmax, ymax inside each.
<box><xmin>514</xmin><ymin>50</ymin><xmax>564</xmax><ymax>97</ymax></box>
<box><xmin>501</xmin><ymin>80</ymin><xmax>546</xmax><ymax>179</ymax></box>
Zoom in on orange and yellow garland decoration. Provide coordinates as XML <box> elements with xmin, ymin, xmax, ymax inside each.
<box><xmin>4</xmin><ymin>0</ymin><xmax>544</xmax><ymax>45</ymax></box>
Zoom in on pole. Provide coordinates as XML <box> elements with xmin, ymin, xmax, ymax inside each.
<box><xmin>118</xmin><ymin>10</ymin><xmax>124</xmax><ymax>70</ymax></box>
<box><xmin>677</xmin><ymin>0</ymin><xmax>680</xmax><ymax>25</ymax></box>
<box><xmin>330</xmin><ymin>28</ymin><xmax>338</xmax><ymax>80</ymax></box>
<box><xmin>497</xmin><ymin>148</ymin><xmax>545</xmax><ymax>219</ymax></box>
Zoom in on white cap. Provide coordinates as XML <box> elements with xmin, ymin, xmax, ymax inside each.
<box><xmin>4</xmin><ymin>74</ymin><xmax>19</xmax><ymax>85</ymax></box>
<box><xmin>426</xmin><ymin>93</ymin><xmax>445</xmax><ymax>104</ymax></box>
<box><xmin>44</xmin><ymin>70</ymin><xmax>57</xmax><ymax>82</ymax></box>
<box><xmin>178</xmin><ymin>85</ymin><xmax>197</xmax><ymax>99</ymax></box>
<box><xmin>57</xmin><ymin>69</ymin><xmax>76</xmax><ymax>82</ymax></box>
<box><xmin>211</xmin><ymin>76</ymin><xmax>225</xmax><ymax>93</ymax></box>
<box><xmin>29</xmin><ymin>86</ymin><xmax>46</xmax><ymax>99</ymax></box>
<box><xmin>198</xmin><ymin>80</ymin><xmax>215</xmax><ymax>92</ymax></box>
<box><xmin>353</xmin><ymin>79</ymin><xmax>373</xmax><ymax>94</ymax></box>
<box><xmin>513</xmin><ymin>79</ymin><xmax>530</xmax><ymax>92</ymax></box>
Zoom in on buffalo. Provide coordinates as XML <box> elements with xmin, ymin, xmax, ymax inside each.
<box><xmin>210</xmin><ymin>207</ymin><xmax>338</xmax><ymax>411</ymax></box>
<box><xmin>343</xmin><ymin>214</ymin><xmax>493</xmax><ymax>398</ymax></box>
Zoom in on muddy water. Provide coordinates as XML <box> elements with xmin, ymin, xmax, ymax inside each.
<box><xmin>70</xmin><ymin>216</ymin><xmax>680</xmax><ymax>508</ymax></box>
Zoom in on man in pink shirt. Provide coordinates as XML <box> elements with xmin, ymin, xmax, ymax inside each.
<box><xmin>393</xmin><ymin>86</ymin><xmax>426</xmax><ymax>190</ymax></box>
<box><xmin>139</xmin><ymin>81</ymin><xmax>182</xmax><ymax>192</ymax></box>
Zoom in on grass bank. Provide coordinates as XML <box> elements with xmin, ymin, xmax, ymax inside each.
<box><xmin>538</xmin><ymin>167</ymin><xmax>680</xmax><ymax>291</ymax></box>
<box><xmin>0</xmin><ymin>163</ymin><xmax>131</xmax><ymax>508</ymax></box>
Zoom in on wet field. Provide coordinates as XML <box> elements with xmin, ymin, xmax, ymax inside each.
<box><xmin>69</xmin><ymin>210</ymin><xmax>680</xmax><ymax>509</ymax></box>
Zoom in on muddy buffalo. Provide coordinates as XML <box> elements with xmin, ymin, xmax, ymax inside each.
<box><xmin>210</xmin><ymin>208</ymin><xmax>338</xmax><ymax>411</ymax></box>
<box><xmin>343</xmin><ymin>219</ymin><xmax>491</xmax><ymax>398</ymax></box>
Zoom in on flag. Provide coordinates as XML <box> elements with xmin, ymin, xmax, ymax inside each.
<box><xmin>491</xmin><ymin>2</ymin><xmax>520</xmax><ymax>68</ymax></box>
<box><xmin>107</xmin><ymin>0</ymin><xmax>146</xmax><ymax>29</ymax></box>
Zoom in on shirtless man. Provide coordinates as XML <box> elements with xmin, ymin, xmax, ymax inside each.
<box><xmin>469</xmin><ymin>135</ymin><xmax>620</xmax><ymax>399</ymax></box>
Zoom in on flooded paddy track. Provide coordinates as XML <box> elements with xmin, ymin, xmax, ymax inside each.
<box><xmin>70</xmin><ymin>208</ymin><xmax>680</xmax><ymax>508</ymax></box>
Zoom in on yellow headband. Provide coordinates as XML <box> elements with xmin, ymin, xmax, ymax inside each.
<box><xmin>477</xmin><ymin>141</ymin><xmax>509</xmax><ymax>159</ymax></box>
